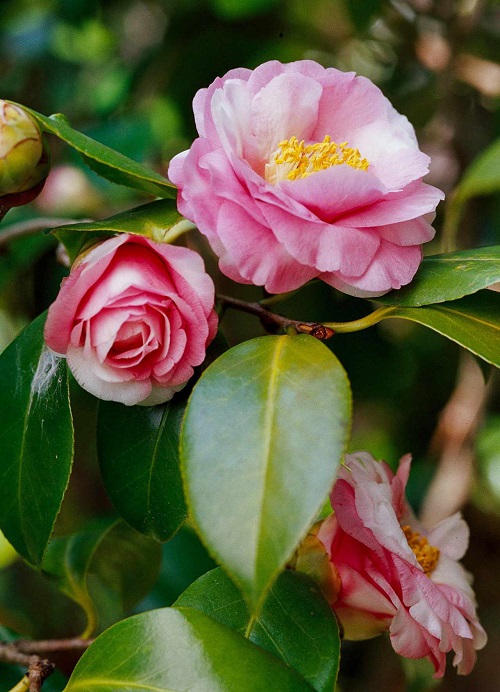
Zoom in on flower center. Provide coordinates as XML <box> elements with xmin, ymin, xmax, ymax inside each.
<box><xmin>402</xmin><ymin>525</ymin><xmax>440</xmax><ymax>576</ymax></box>
<box><xmin>265</xmin><ymin>135</ymin><xmax>370</xmax><ymax>184</ymax></box>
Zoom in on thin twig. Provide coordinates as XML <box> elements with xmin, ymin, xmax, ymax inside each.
<box><xmin>15</xmin><ymin>638</ymin><xmax>94</xmax><ymax>655</ymax></box>
<box><xmin>1</xmin><ymin>638</ymin><xmax>94</xmax><ymax>692</ymax></box>
<box><xmin>217</xmin><ymin>293</ymin><xmax>335</xmax><ymax>340</ymax></box>
<box><xmin>0</xmin><ymin>643</ymin><xmax>54</xmax><ymax>692</ymax></box>
<box><xmin>218</xmin><ymin>293</ymin><xmax>397</xmax><ymax>338</ymax></box>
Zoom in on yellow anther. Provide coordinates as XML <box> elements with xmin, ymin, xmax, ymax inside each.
<box><xmin>402</xmin><ymin>525</ymin><xmax>440</xmax><ymax>576</ymax></box>
<box><xmin>266</xmin><ymin>135</ymin><xmax>370</xmax><ymax>184</ymax></box>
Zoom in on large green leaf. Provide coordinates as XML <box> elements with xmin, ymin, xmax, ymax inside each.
<box><xmin>181</xmin><ymin>335</ymin><xmax>352</xmax><ymax>612</ymax></box>
<box><xmin>376</xmin><ymin>291</ymin><xmax>500</xmax><ymax>367</ymax></box>
<box><xmin>64</xmin><ymin>607</ymin><xmax>314</xmax><ymax>691</ymax></box>
<box><xmin>443</xmin><ymin>138</ymin><xmax>500</xmax><ymax>247</ymax></box>
<box><xmin>454</xmin><ymin>136</ymin><xmax>500</xmax><ymax>202</ymax></box>
<box><xmin>42</xmin><ymin>519</ymin><xmax>161</xmax><ymax>638</ymax></box>
<box><xmin>176</xmin><ymin>568</ymin><xmax>340</xmax><ymax>692</ymax></box>
<box><xmin>377</xmin><ymin>246</ymin><xmax>500</xmax><ymax>307</ymax></box>
<box><xmin>0</xmin><ymin>313</ymin><xmax>73</xmax><ymax>567</ymax></box>
<box><xmin>18</xmin><ymin>105</ymin><xmax>176</xmax><ymax>199</ymax></box>
<box><xmin>97</xmin><ymin>399</ymin><xmax>187</xmax><ymax>542</ymax></box>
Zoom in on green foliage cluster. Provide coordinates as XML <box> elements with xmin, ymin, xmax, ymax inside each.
<box><xmin>0</xmin><ymin>1</ymin><xmax>499</xmax><ymax>690</ymax></box>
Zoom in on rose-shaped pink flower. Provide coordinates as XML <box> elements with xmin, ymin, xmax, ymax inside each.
<box><xmin>317</xmin><ymin>452</ymin><xmax>487</xmax><ymax>677</ymax></box>
<box><xmin>169</xmin><ymin>60</ymin><xmax>444</xmax><ymax>297</ymax></box>
<box><xmin>44</xmin><ymin>234</ymin><xmax>217</xmax><ymax>406</ymax></box>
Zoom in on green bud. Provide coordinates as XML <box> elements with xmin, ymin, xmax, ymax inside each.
<box><xmin>0</xmin><ymin>100</ymin><xmax>50</xmax><ymax>204</ymax></box>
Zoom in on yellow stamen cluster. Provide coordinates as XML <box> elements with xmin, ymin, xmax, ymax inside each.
<box><xmin>402</xmin><ymin>525</ymin><xmax>440</xmax><ymax>576</ymax></box>
<box><xmin>273</xmin><ymin>135</ymin><xmax>370</xmax><ymax>181</ymax></box>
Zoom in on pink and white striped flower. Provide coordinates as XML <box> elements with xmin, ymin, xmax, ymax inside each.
<box><xmin>317</xmin><ymin>452</ymin><xmax>487</xmax><ymax>677</ymax></box>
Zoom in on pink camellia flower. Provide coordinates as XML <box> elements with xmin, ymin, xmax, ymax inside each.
<box><xmin>168</xmin><ymin>60</ymin><xmax>444</xmax><ymax>297</ymax></box>
<box><xmin>317</xmin><ymin>452</ymin><xmax>487</xmax><ymax>677</ymax></box>
<box><xmin>44</xmin><ymin>234</ymin><xmax>217</xmax><ymax>406</ymax></box>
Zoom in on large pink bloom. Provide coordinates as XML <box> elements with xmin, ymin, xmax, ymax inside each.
<box><xmin>317</xmin><ymin>452</ymin><xmax>487</xmax><ymax>677</ymax></box>
<box><xmin>169</xmin><ymin>60</ymin><xmax>444</xmax><ymax>297</ymax></box>
<box><xmin>45</xmin><ymin>234</ymin><xmax>217</xmax><ymax>406</ymax></box>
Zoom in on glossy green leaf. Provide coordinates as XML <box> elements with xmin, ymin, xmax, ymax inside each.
<box><xmin>97</xmin><ymin>399</ymin><xmax>187</xmax><ymax>542</ymax></box>
<box><xmin>377</xmin><ymin>291</ymin><xmax>500</xmax><ymax>367</ymax></box>
<box><xmin>52</xmin><ymin>199</ymin><xmax>184</xmax><ymax>241</ymax></box>
<box><xmin>181</xmin><ymin>335</ymin><xmax>352</xmax><ymax>612</ymax></box>
<box><xmin>64</xmin><ymin>607</ymin><xmax>314</xmax><ymax>691</ymax></box>
<box><xmin>455</xmin><ymin>136</ymin><xmax>500</xmax><ymax>202</ymax></box>
<box><xmin>52</xmin><ymin>199</ymin><xmax>186</xmax><ymax>262</ymax></box>
<box><xmin>176</xmin><ymin>567</ymin><xmax>340</xmax><ymax>692</ymax></box>
<box><xmin>18</xmin><ymin>105</ymin><xmax>176</xmax><ymax>199</ymax></box>
<box><xmin>377</xmin><ymin>246</ymin><xmax>500</xmax><ymax>307</ymax></box>
<box><xmin>0</xmin><ymin>313</ymin><xmax>73</xmax><ymax>567</ymax></box>
<box><xmin>42</xmin><ymin>519</ymin><xmax>161</xmax><ymax>638</ymax></box>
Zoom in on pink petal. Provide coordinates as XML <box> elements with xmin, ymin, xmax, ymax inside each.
<box><xmin>322</xmin><ymin>240</ymin><xmax>422</xmax><ymax>296</ymax></box>
<box><xmin>67</xmin><ymin>345</ymin><xmax>152</xmax><ymax>406</ymax></box>
<box><xmin>44</xmin><ymin>235</ymin><xmax>127</xmax><ymax>354</ymax></box>
<box><xmin>428</xmin><ymin>513</ymin><xmax>469</xmax><ymax>561</ymax></box>
<box><xmin>278</xmin><ymin>165</ymin><xmax>387</xmax><ymax>222</ymax></box>
<box><xmin>250</xmin><ymin>72</ymin><xmax>323</xmax><ymax>161</ymax></box>
<box><xmin>257</xmin><ymin>200</ymin><xmax>380</xmax><ymax>276</ymax></box>
<box><xmin>338</xmin><ymin>181</ymin><xmax>444</xmax><ymax>228</ymax></box>
<box><xmin>193</xmin><ymin>68</ymin><xmax>252</xmax><ymax>144</ymax></box>
<box><xmin>374</xmin><ymin>216</ymin><xmax>436</xmax><ymax>246</ymax></box>
<box><xmin>215</xmin><ymin>198</ymin><xmax>318</xmax><ymax>293</ymax></box>
<box><xmin>347</xmin><ymin>119</ymin><xmax>430</xmax><ymax>189</ymax></box>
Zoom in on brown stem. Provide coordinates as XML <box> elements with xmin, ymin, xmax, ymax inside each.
<box><xmin>0</xmin><ymin>643</ymin><xmax>54</xmax><ymax>692</ymax></box>
<box><xmin>0</xmin><ymin>638</ymin><xmax>94</xmax><ymax>692</ymax></box>
<box><xmin>15</xmin><ymin>638</ymin><xmax>94</xmax><ymax>655</ymax></box>
<box><xmin>217</xmin><ymin>293</ymin><xmax>334</xmax><ymax>340</ymax></box>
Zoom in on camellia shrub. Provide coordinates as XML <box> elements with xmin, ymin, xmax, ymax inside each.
<box><xmin>0</xmin><ymin>58</ymin><xmax>498</xmax><ymax>691</ymax></box>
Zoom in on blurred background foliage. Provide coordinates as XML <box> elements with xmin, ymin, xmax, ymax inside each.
<box><xmin>0</xmin><ymin>1</ymin><xmax>499</xmax><ymax>690</ymax></box>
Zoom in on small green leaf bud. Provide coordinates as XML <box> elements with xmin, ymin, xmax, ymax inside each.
<box><xmin>0</xmin><ymin>100</ymin><xmax>50</xmax><ymax>208</ymax></box>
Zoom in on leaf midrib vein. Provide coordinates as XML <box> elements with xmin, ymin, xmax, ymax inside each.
<box><xmin>254</xmin><ymin>339</ymin><xmax>285</xmax><ymax>585</ymax></box>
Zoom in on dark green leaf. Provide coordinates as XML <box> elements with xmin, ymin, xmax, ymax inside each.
<box><xmin>455</xmin><ymin>136</ymin><xmax>500</xmax><ymax>202</ymax></box>
<box><xmin>42</xmin><ymin>519</ymin><xmax>161</xmax><ymax>637</ymax></box>
<box><xmin>181</xmin><ymin>335</ymin><xmax>352</xmax><ymax>612</ymax></box>
<box><xmin>377</xmin><ymin>246</ymin><xmax>500</xmax><ymax>306</ymax></box>
<box><xmin>52</xmin><ymin>199</ymin><xmax>186</xmax><ymax>262</ymax></box>
<box><xmin>143</xmin><ymin>526</ymin><xmax>217</xmax><ymax>608</ymax></box>
<box><xmin>176</xmin><ymin>568</ymin><xmax>340</xmax><ymax>692</ymax></box>
<box><xmin>0</xmin><ymin>313</ymin><xmax>73</xmax><ymax>567</ymax></box>
<box><xmin>64</xmin><ymin>607</ymin><xmax>314</xmax><ymax>691</ymax></box>
<box><xmin>210</xmin><ymin>0</ymin><xmax>280</xmax><ymax>20</ymax></box>
<box><xmin>97</xmin><ymin>399</ymin><xmax>187</xmax><ymax>542</ymax></box>
<box><xmin>52</xmin><ymin>199</ymin><xmax>184</xmax><ymax>241</ymax></box>
<box><xmin>377</xmin><ymin>291</ymin><xmax>500</xmax><ymax>367</ymax></box>
<box><xmin>18</xmin><ymin>105</ymin><xmax>176</xmax><ymax>199</ymax></box>
<box><xmin>346</xmin><ymin>0</ymin><xmax>383</xmax><ymax>31</ymax></box>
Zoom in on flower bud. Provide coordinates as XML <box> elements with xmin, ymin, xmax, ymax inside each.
<box><xmin>0</xmin><ymin>101</ymin><xmax>50</xmax><ymax>208</ymax></box>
